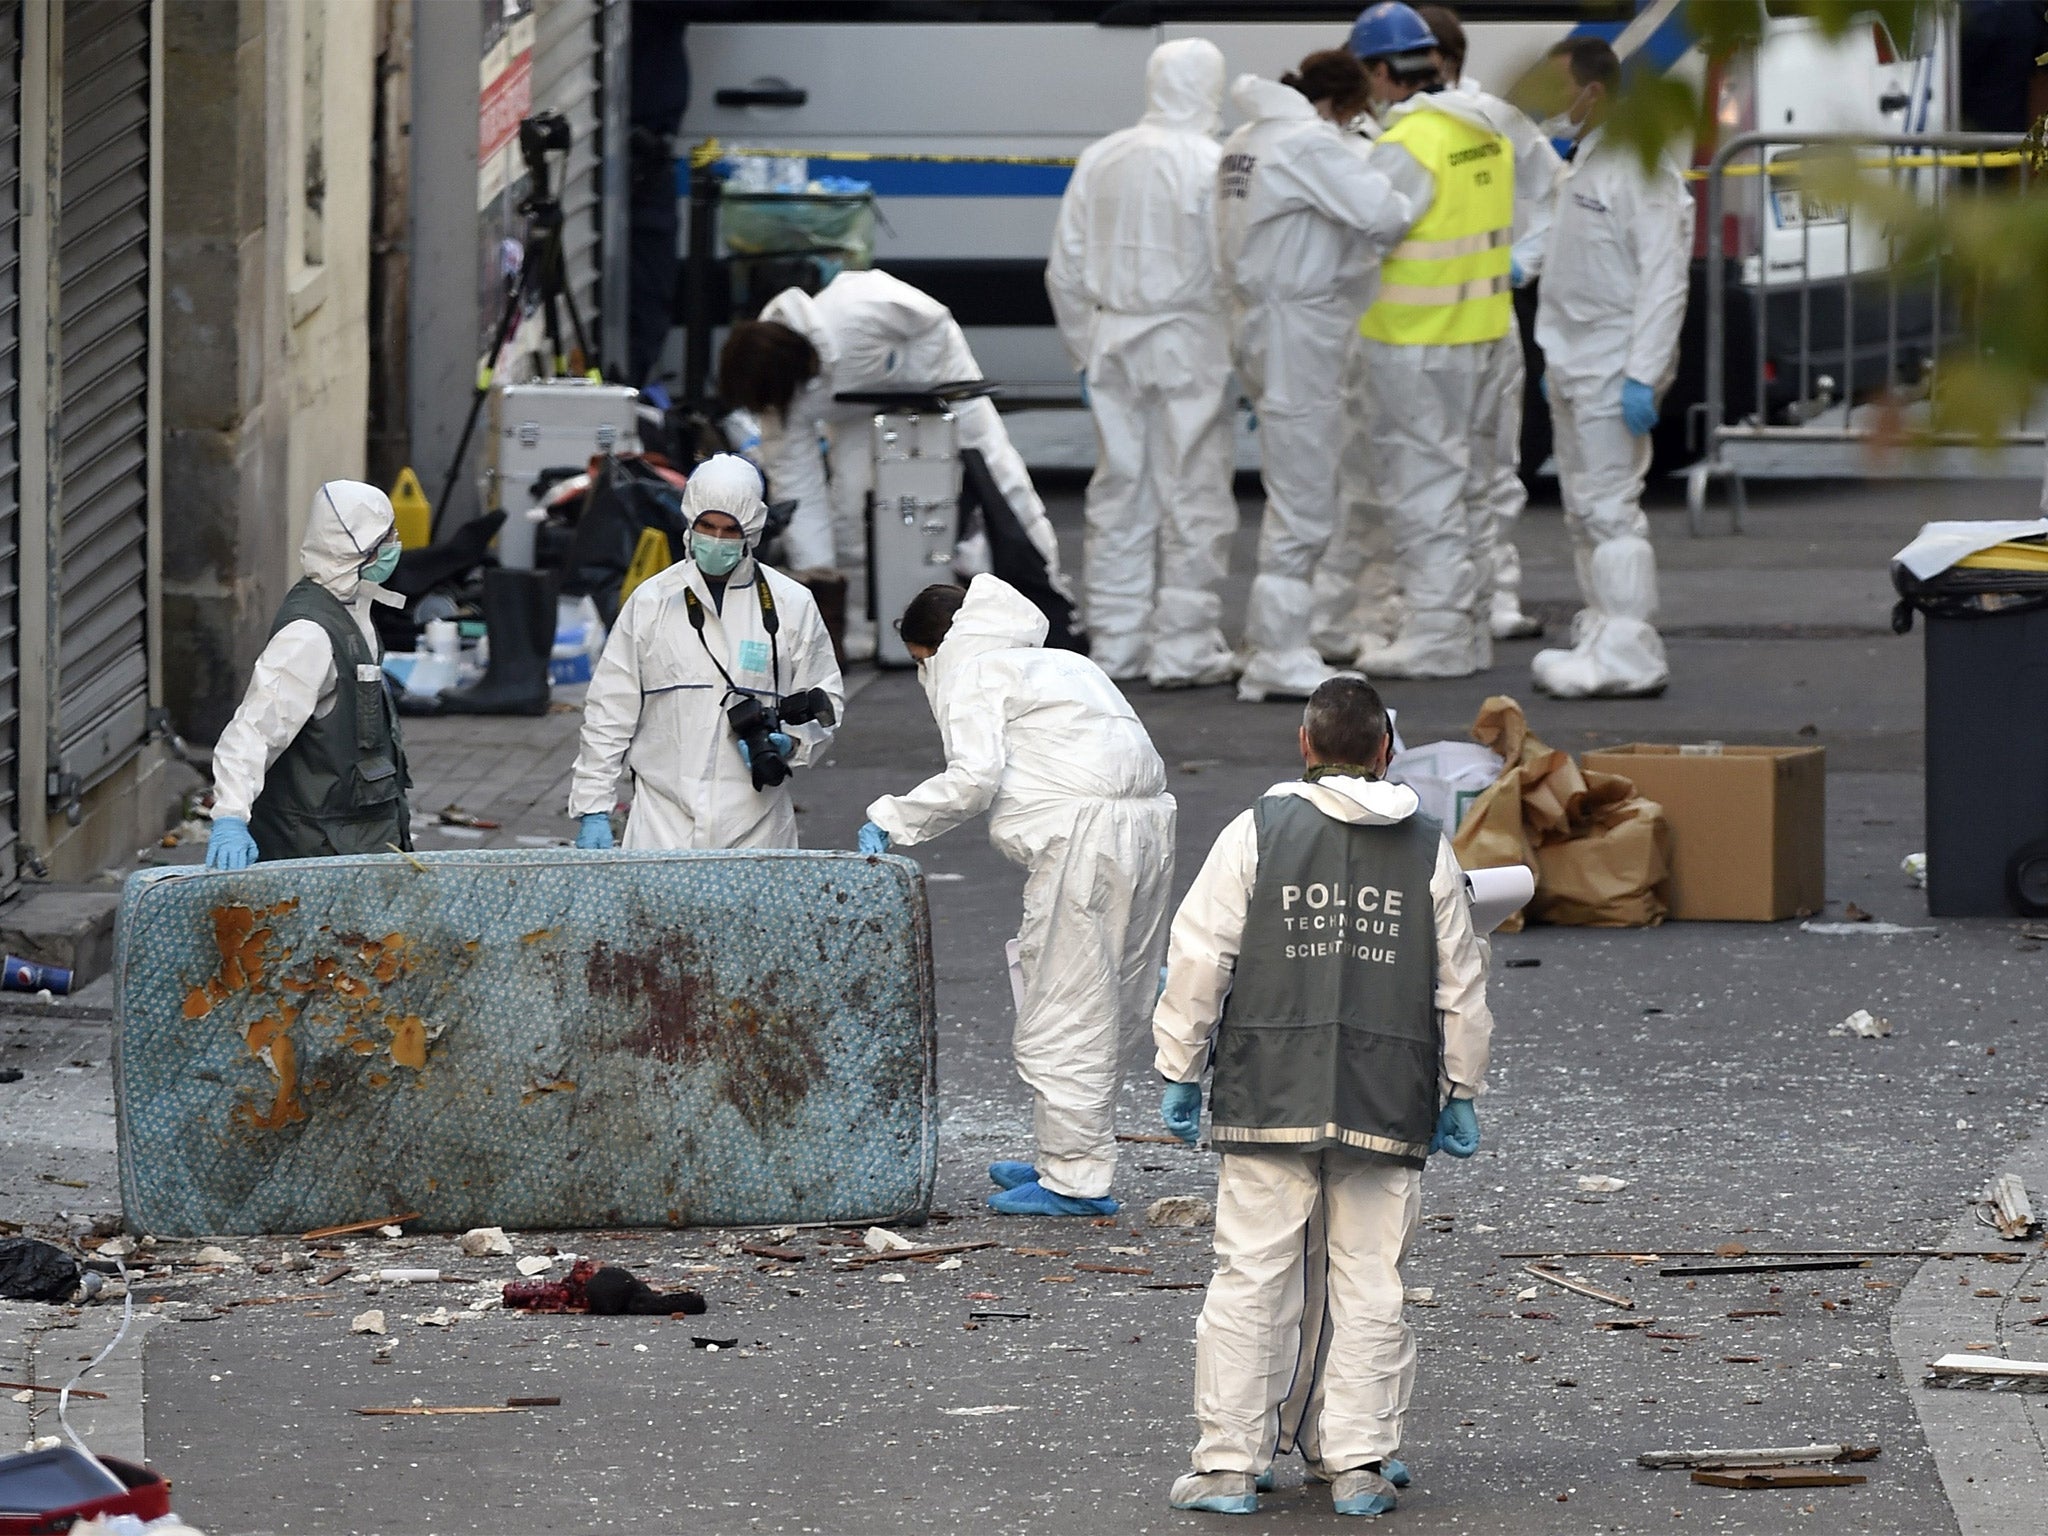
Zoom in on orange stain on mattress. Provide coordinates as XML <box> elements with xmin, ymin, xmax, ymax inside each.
<box><xmin>384</xmin><ymin>1013</ymin><xmax>428</xmax><ymax>1070</ymax></box>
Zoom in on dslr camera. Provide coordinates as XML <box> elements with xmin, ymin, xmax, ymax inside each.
<box><xmin>728</xmin><ymin>688</ymin><xmax>837</xmax><ymax>790</ymax></box>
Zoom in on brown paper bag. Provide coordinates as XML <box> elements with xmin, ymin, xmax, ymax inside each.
<box><xmin>1452</xmin><ymin>696</ymin><xmax>1671</xmax><ymax>929</ymax></box>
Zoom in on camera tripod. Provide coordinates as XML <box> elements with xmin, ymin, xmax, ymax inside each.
<box><xmin>433</xmin><ymin>111</ymin><xmax>599</xmax><ymax>543</ymax></box>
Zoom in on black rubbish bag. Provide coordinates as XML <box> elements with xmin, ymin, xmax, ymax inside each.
<box><xmin>559</xmin><ymin>455</ymin><xmax>689</xmax><ymax>624</ymax></box>
<box><xmin>960</xmin><ymin>447</ymin><xmax>1086</xmax><ymax>654</ymax></box>
<box><xmin>0</xmin><ymin>1236</ymin><xmax>80</xmax><ymax>1302</ymax></box>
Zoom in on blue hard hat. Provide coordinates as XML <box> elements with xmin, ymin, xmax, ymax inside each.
<box><xmin>1348</xmin><ymin>2</ymin><xmax>1439</xmax><ymax>61</ymax></box>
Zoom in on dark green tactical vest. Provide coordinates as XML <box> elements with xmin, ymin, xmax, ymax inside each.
<box><xmin>1208</xmin><ymin>794</ymin><xmax>1442</xmax><ymax>1167</ymax></box>
<box><xmin>249</xmin><ymin>579</ymin><xmax>412</xmax><ymax>860</ymax></box>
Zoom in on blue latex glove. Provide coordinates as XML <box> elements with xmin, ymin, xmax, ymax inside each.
<box><xmin>1077</xmin><ymin>368</ymin><xmax>1090</xmax><ymax>409</ymax></box>
<box><xmin>1161</xmin><ymin>1082</ymin><xmax>1203</xmax><ymax>1145</ymax></box>
<box><xmin>1621</xmin><ymin>377</ymin><xmax>1659</xmax><ymax>437</ymax></box>
<box><xmin>1509</xmin><ymin>255</ymin><xmax>1526</xmax><ymax>288</ymax></box>
<box><xmin>575</xmin><ymin>812</ymin><xmax>614</xmax><ymax>850</ymax></box>
<box><xmin>857</xmin><ymin>821</ymin><xmax>891</xmax><ymax>855</ymax></box>
<box><xmin>737</xmin><ymin>731</ymin><xmax>798</xmax><ymax>770</ymax></box>
<box><xmin>205</xmin><ymin>816</ymin><xmax>258</xmax><ymax>871</ymax></box>
<box><xmin>1431</xmin><ymin>1098</ymin><xmax>1480</xmax><ymax>1158</ymax></box>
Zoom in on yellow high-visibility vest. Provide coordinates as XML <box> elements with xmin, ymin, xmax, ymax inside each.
<box><xmin>1361</xmin><ymin>104</ymin><xmax>1514</xmax><ymax>346</ymax></box>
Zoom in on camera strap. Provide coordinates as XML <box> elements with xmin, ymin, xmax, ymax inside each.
<box><xmin>683</xmin><ymin>576</ymin><xmax>782</xmax><ymax>700</ymax></box>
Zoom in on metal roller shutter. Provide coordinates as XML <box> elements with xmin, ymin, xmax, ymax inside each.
<box><xmin>54</xmin><ymin>0</ymin><xmax>150</xmax><ymax>795</ymax></box>
<box><xmin>0</xmin><ymin>1</ymin><xmax>20</xmax><ymax>897</ymax></box>
<box><xmin>531</xmin><ymin>0</ymin><xmax>602</xmax><ymax>362</ymax></box>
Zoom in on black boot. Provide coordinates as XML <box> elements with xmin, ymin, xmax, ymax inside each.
<box><xmin>432</xmin><ymin>568</ymin><xmax>554</xmax><ymax>717</ymax></box>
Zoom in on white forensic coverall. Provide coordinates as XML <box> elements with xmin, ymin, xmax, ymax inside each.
<box><xmin>756</xmin><ymin>271</ymin><xmax>1067</xmax><ymax>642</ymax></box>
<box><xmin>1046</xmin><ymin>38</ymin><xmax>1239</xmax><ymax>688</ymax></box>
<box><xmin>569</xmin><ymin>456</ymin><xmax>846</xmax><ymax>848</ymax></box>
<box><xmin>211</xmin><ymin>482</ymin><xmax>405</xmax><ymax>826</ymax></box>
<box><xmin>1215</xmin><ymin>74</ymin><xmax>1411</xmax><ymax>702</ymax></box>
<box><xmin>1532</xmin><ymin>125</ymin><xmax>1693</xmax><ymax>697</ymax></box>
<box><xmin>1455</xmin><ymin>73</ymin><xmax>1562</xmax><ymax>641</ymax></box>
<box><xmin>867</xmin><ymin>575</ymin><xmax>1177</xmax><ymax>1200</ymax></box>
<box><xmin>1153</xmin><ymin>773</ymin><xmax>1492</xmax><ymax>1475</ymax></box>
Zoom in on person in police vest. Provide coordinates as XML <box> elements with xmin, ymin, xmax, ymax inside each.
<box><xmin>1153</xmin><ymin>675</ymin><xmax>1492</xmax><ymax>1518</ymax></box>
<box><xmin>205</xmin><ymin>482</ymin><xmax>412</xmax><ymax>869</ymax></box>
<box><xmin>1341</xmin><ymin>1</ymin><xmax>1516</xmax><ymax>680</ymax></box>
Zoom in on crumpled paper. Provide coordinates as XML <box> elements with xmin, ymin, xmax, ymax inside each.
<box><xmin>1450</xmin><ymin>696</ymin><xmax>1670</xmax><ymax>929</ymax></box>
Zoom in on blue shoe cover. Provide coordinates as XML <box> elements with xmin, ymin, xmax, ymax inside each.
<box><xmin>1258</xmin><ymin>1458</ymin><xmax>1404</xmax><ymax>1492</ymax></box>
<box><xmin>988</xmin><ymin>1160</ymin><xmax>1039</xmax><ymax>1190</ymax></box>
<box><xmin>986</xmin><ymin>1179</ymin><xmax>1118</xmax><ymax>1217</ymax></box>
<box><xmin>1169</xmin><ymin>1472</ymin><xmax>1256</xmax><ymax>1514</ymax></box>
<box><xmin>1331</xmin><ymin>1467</ymin><xmax>1398</xmax><ymax>1516</ymax></box>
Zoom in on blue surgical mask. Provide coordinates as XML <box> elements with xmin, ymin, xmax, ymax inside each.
<box><xmin>364</xmin><ymin>540</ymin><xmax>402</xmax><ymax>584</ymax></box>
<box><xmin>690</xmin><ymin>531</ymin><xmax>745</xmax><ymax>577</ymax></box>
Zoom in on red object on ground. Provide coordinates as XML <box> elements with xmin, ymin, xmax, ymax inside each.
<box><xmin>502</xmin><ymin>1258</ymin><xmax>600</xmax><ymax>1312</ymax></box>
<box><xmin>0</xmin><ymin>1454</ymin><xmax>173</xmax><ymax>1535</ymax></box>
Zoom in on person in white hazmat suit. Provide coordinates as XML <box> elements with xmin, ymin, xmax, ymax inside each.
<box><xmin>717</xmin><ymin>269</ymin><xmax>1069</xmax><ymax>662</ymax></box>
<box><xmin>1216</xmin><ymin>52</ymin><xmax>1413</xmax><ymax>702</ymax></box>
<box><xmin>858</xmin><ymin>575</ymin><xmax>1177</xmax><ymax>1217</ymax></box>
<box><xmin>205</xmin><ymin>482</ymin><xmax>411</xmax><ymax>868</ymax></box>
<box><xmin>1421</xmin><ymin>4</ymin><xmax>1562</xmax><ymax>641</ymax></box>
<box><xmin>1154</xmin><ymin>676</ymin><xmax>1492</xmax><ymax>1518</ymax></box>
<box><xmin>568</xmin><ymin>455</ymin><xmax>844</xmax><ymax>850</ymax></box>
<box><xmin>1045</xmin><ymin>38</ymin><xmax>1240</xmax><ymax>688</ymax></box>
<box><xmin>1340</xmin><ymin>1</ymin><xmax>1518</xmax><ymax>680</ymax></box>
<box><xmin>1530</xmin><ymin>37</ymin><xmax>1693</xmax><ymax>698</ymax></box>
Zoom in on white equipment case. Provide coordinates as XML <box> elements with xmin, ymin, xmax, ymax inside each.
<box><xmin>490</xmin><ymin>380</ymin><xmax>641</xmax><ymax>568</ymax></box>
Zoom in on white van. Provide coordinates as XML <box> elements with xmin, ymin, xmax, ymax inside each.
<box><xmin>673</xmin><ymin>2</ymin><xmax>1954</xmax><ymax>466</ymax></box>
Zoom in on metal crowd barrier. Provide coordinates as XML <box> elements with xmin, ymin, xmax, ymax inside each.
<box><xmin>1689</xmin><ymin>130</ymin><xmax>2040</xmax><ymax>536</ymax></box>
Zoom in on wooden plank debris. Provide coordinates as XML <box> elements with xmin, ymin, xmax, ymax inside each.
<box><xmin>1924</xmin><ymin>1354</ymin><xmax>2048</xmax><ymax>1392</ymax></box>
<box><xmin>1524</xmin><ymin>1263</ymin><xmax>1634</xmax><ymax>1309</ymax></box>
<box><xmin>303</xmin><ymin>1212</ymin><xmax>421</xmax><ymax>1241</ymax></box>
<box><xmin>1640</xmin><ymin>1444</ymin><xmax>1879</xmax><ymax>1471</ymax></box>
<box><xmin>1660</xmin><ymin>1259</ymin><xmax>1870</xmax><ymax>1277</ymax></box>
<box><xmin>356</xmin><ymin>1405</ymin><xmax>526</xmax><ymax>1416</ymax></box>
<box><xmin>1981</xmin><ymin>1174</ymin><xmax>2038</xmax><ymax>1240</ymax></box>
<box><xmin>1690</xmin><ymin>1468</ymin><xmax>1866</xmax><ymax>1489</ymax></box>
<box><xmin>1074</xmin><ymin>1263</ymin><xmax>1153</xmax><ymax>1276</ymax></box>
<box><xmin>0</xmin><ymin>1380</ymin><xmax>107</xmax><ymax>1400</ymax></box>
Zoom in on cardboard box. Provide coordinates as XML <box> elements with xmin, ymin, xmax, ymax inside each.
<box><xmin>1579</xmin><ymin>745</ymin><xmax>1825</xmax><ymax>921</ymax></box>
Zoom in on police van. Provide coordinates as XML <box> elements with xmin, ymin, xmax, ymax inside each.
<box><xmin>674</xmin><ymin>2</ymin><xmax>1953</xmax><ymax>470</ymax></box>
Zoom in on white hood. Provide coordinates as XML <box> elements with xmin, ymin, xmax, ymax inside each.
<box><xmin>1383</xmin><ymin>85</ymin><xmax>1498</xmax><ymax>136</ymax></box>
<box><xmin>758</xmin><ymin>285</ymin><xmax>839</xmax><ymax>396</ymax></box>
<box><xmin>1231</xmin><ymin>72</ymin><xmax>1318</xmax><ymax>124</ymax></box>
<box><xmin>1142</xmin><ymin>37</ymin><xmax>1225</xmax><ymax>134</ymax></box>
<box><xmin>682</xmin><ymin>453</ymin><xmax>769</xmax><ymax>542</ymax></box>
<box><xmin>302</xmin><ymin>480</ymin><xmax>398</xmax><ymax>606</ymax></box>
<box><xmin>1265</xmin><ymin>773</ymin><xmax>1420</xmax><ymax>826</ymax></box>
<box><xmin>935</xmin><ymin>574</ymin><xmax>1048</xmax><ymax>671</ymax></box>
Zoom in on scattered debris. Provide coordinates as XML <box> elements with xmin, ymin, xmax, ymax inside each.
<box><xmin>942</xmin><ymin>1405</ymin><xmax>1022</xmax><ymax>1416</ymax></box>
<box><xmin>379</xmin><ymin>1267</ymin><xmax>458</xmax><ymax>1284</ymax></box>
<box><xmin>1978</xmin><ymin>1174</ymin><xmax>2039</xmax><ymax>1240</ymax></box>
<box><xmin>876</xmin><ymin>1273</ymin><xmax>908</xmax><ymax>1284</ymax></box>
<box><xmin>1640</xmin><ymin>1444</ymin><xmax>1879</xmax><ymax>1471</ymax></box>
<box><xmin>0</xmin><ymin>1379</ymin><xmax>106</xmax><ymax>1400</ymax></box>
<box><xmin>1831</xmin><ymin>1009</ymin><xmax>1892</xmax><ymax>1039</ymax></box>
<box><xmin>415</xmin><ymin>1308</ymin><xmax>457</xmax><ymax>1328</ymax></box>
<box><xmin>1727</xmin><ymin>1309</ymin><xmax>1783</xmax><ymax>1320</ymax></box>
<box><xmin>1403</xmin><ymin>1286</ymin><xmax>1436</xmax><ymax>1305</ymax></box>
<box><xmin>437</xmin><ymin>805</ymin><xmax>501</xmax><ymax>829</ymax></box>
<box><xmin>1691</xmin><ymin>1468</ymin><xmax>1866</xmax><ymax>1489</ymax></box>
<box><xmin>1900</xmin><ymin>852</ymin><xmax>1927</xmax><ymax>888</ymax></box>
<box><xmin>317</xmin><ymin>1266</ymin><xmax>352</xmax><ymax>1286</ymax></box>
<box><xmin>740</xmin><ymin>1242</ymin><xmax>808</xmax><ymax>1263</ymax></box>
<box><xmin>935</xmin><ymin>1258</ymin><xmax>963</xmax><ymax>1271</ymax></box>
<box><xmin>357</xmin><ymin>1404</ymin><xmax>522</xmax><ymax>1416</ymax></box>
<box><xmin>864</xmin><ymin>1227</ymin><xmax>921</xmax><ymax>1253</ymax></box>
<box><xmin>1147</xmin><ymin>1196</ymin><xmax>1215</xmax><ymax>1229</ymax></box>
<box><xmin>0</xmin><ymin>1237</ymin><xmax>82</xmax><ymax>1302</ymax></box>
<box><xmin>1841</xmin><ymin>903</ymin><xmax>1876</xmax><ymax>922</ymax></box>
<box><xmin>1594</xmin><ymin>1318</ymin><xmax>1656</xmax><ymax>1331</ymax></box>
<box><xmin>1576</xmin><ymin>1176</ymin><xmax>1629</xmax><ymax>1194</ymax></box>
<box><xmin>458</xmin><ymin>1227</ymin><xmax>514</xmax><ymax>1258</ymax></box>
<box><xmin>505</xmin><ymin>1396</ymin><xmax>561</xmax><ymax>1408</ymax></box>
<box><xmin>1139</xmin><ymin>1282</ymin><xmax>1206</xmax><ymax>1292</ymax></box>
<box><xmin>1503</xmin><ymin>958</ymin><xmax>1541</xmax><ymax>969</ymax></box>
<box><xmin>351</xmin><ymin>1309</ymin><xmax>388</xmax><ymax>1335</ymax></box>
<box><xmin>1076</xmin><ymin>1263</ymin><xmax>1153</xmax><ymax>1276</ymax></box>
<box><xmin>690</xmin><ymin>1336</ymin><xmax>740</xmax><ymax>1350</ymax></box>
<box><xmin>1924</xmin><ymin>1354</ymin><xmax>2048</xmax><ymax>1392</ymax></box>
<box><xmin>1524</xmin><ymin>1263</ymin><xmax>1634</xmax><ymax>1310</ymax></box>
<box><xmin>502</xmin><ymin>1259</ymin><xmax>706</xmax><ymax>1315</ymax></box>
<box><xmin>1660</xmin><ymin>1259</ymin><xmax>1871</xmax><ymax>1277</ymax></box>
<box><xmin>1800</xmin><ymin>920</ymin><xmax>1937</xmax><ymax>936</ymax></box>
<box><xmin>0</xmin><ymin>1068</ymin><xmax>21</xmax><ymax>1083</ymax></box>
<box><xmin>515</xmin><ymin>1256</ymin><xmax>552</xmax><ymax>1276</ymax></box>
<box><xmin>1116</xmin><ymin>1133</ymin><xmax>1186</xmax><ymax>1145</ymax></box>
<box><xmin>969</xmin><ymin>1310</ymin><xmax>1033</xmax><ymax>1319</ymax></box>
<box><xmin>845</xmin><ymin>1240</ymin><xmax>998</xmax><ymax>1269</ymax></box>
<box><xmin>304</xmin><ymin>1212</ymin><xmax>420</xmax><ymax>1241</ymax></box>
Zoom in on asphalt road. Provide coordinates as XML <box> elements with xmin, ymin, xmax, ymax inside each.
<box><xmin>6</xmin><ymin>474</ymin><xmax>2047</xmax><ymax>1534</ymax></box>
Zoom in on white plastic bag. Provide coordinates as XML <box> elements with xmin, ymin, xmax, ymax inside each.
<box><xmin>1387</xmin><ymin>741</ymin><xmax>1505</xmax><ymax>836</ymax></box>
